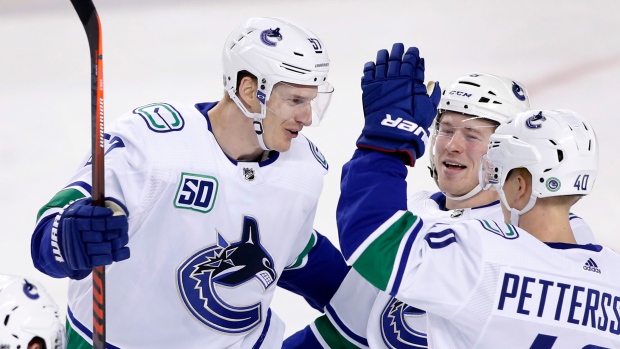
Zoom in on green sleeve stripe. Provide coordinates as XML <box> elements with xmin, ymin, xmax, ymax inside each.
<box><xmin>314</xmin><ymin>315</ymin><xmax>361</xmax><ymax>349</ymax></box>
<box><xmin>285</xmin><ymin>230</ymin><xmax>317</xmax><ymax>270</ymax></box>
<box><xmin>36</xmin><ymin>188</ymin><xmax>87</xmax><ymax>222</ymax></box>
<box><xmin>353</xmin><ymin>211</ymin><xmax>418</xmax><ymax>292</ymax></box>
<box><xmin>66</xmin><ymin>318</ymin><xmax>93</xmax><ymax>349</ymax></box>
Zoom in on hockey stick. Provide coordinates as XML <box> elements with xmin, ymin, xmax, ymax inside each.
<box><xmin>69</xmin><ymin>1</ymin><xmax>106</xmax><ymax>348</ymax></box>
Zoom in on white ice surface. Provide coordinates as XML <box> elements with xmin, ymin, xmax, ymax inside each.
<box><xmin>1</xmin><ymin>0</ymin><xmax>619</xmax><ymax>339</ymax></box>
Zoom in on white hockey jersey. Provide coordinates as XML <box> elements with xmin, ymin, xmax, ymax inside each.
<box><xmin>339</xmin><ymin>150</ymin><xmax>619</xmax><ymax>349</ymax></box>
<box><xmin>34</xmin><ymin>102</ymin><xmax>329</xmax><ymax>348</ymax></box>
<box><xmin>317</xmin><ymin>190</ymin><xmax>596</xmax><ymax>349</ymax></box>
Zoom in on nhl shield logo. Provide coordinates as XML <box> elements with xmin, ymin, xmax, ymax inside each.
<box><xmin>243</xmin><ymin>168</ymin><xmax>256</xmax><ymax>181</ymax></box>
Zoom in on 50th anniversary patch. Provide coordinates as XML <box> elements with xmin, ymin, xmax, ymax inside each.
<box><xmin>174</xmin><ymin>173</ymin><xmax>219</xmax><ymax>213</ymax></box>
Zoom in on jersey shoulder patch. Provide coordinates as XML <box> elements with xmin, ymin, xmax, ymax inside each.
<box><xmin>133</xmin><ymin>102</ymin><xmax>185</xmax><ymax>133</ymax></box>
<box><xmin>305</xmin><ymin>137</ymin><xmax>328</xmax><ymax>170</ymax></box>
<box><xmin>477</xmin><ymin>219</ymin><xmax>520</xmax><ymax>239</ymax></box>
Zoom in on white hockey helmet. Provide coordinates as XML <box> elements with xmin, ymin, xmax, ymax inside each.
<box><xmin>222</xmin><ymin>17</ymin><xmax>333</xmax><ymax>149</ymax></box>
<box><xmin>0</xmin><ymin>275</ymin><xmax>65</xmax><ymax>349</ymax></box>
<box><xmin>480</xmin><ymin>109</ymin><xmax>598</xmax><ymax>224</ymax></box>
<box><xmin>430</xmin><ymin>73</ymin><xmax>531</xmax><ymax>201</ymax></box>
<box><xmin>438</xmin><ymin>72</ymin><xmax>530</xmax><ymax>124</ymax></box>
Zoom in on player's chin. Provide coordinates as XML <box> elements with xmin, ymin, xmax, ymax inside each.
<box><xmin>269</xmin><ymin>138</ymin><xmax>292</xmax><ymax>153</ymax></box>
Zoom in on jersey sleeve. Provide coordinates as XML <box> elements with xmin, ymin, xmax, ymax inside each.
<box><xmin>338</xmin><ymin>149</ymin><xmax>485</xmax><ymax>319</ymax></box>
<box><xmin>278</xmin><ymin>230</ymin><xmax>349</xmax><ymax>311</ymax></box>
<box><xmin>30</xmin><ymin>113</ymin><xmax>150</xmax><ymax>279</ymax></box>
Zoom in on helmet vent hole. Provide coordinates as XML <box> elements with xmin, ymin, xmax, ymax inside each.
<box><xmin>294</xmin><ymin>52</ymin><xmax>304</xmax><ymax>57</ymax></box>
<box><xmin>459</xmin><ymin>81</ymin><xmax>480</xmax><ymax>87</ymax></box>
<box><xmin>464</xmin><ymin>105</ymin><xmax>468</xmax><ymax>109</ymax></box>
<box><xmin>281</xmin><ymin>63</ymin><xmax>310</xmax><ymax>74</ymax></box>
<box><xmin>583</xmin><ymin>122</ymin><xmax>589</xmax><ymax>130</ymax></box>
<box><xmin>4</xmin><ymin>314</ymin><xmax>9</xmax><ymax>326</ymax></box>
<box><xmin>544</xmin><ymin>168</ymin><xmax>552</xmax><ymax>172</ymax></box>
<box><xmin>557</xmin><ymin>149</ymin><xmax>564</xmax><ymax>162</ymax></box>
<box><xmin>479</xmin><ymin>97</ymin><xmax>490</xmax><ymax>103</ymax></box>
<box><xmin>488</xmin><ymin>91</ymin><xmax>497</xmax><ymax>96</ymax></box>
<box><xmin>589</xmin><ymin>139</ymin><xmax>592</xmax><ymax>150</ymax></box>
<box><xmin>540</xmin><ymin>178</ymin><xmax>545</xmax><ymax>183</ymax></box>
<box><xmin>492</xmin><ymin>101</ymin><xmax>502</xmax><ymax>105</ymax></box>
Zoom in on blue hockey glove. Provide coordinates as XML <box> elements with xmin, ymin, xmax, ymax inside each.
<box><xmin>54</xmin><ymin>197</ymin><xmax>130</xmax><ymax>277</ymax></box>
<box><xmin>357</xmin><ymin>43</ymin><xmax>441</xmax><ymax>166</ymax></box>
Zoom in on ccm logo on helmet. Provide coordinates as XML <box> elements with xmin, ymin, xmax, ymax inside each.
<box><xmin>381</xmin><ymin>114</ymin><xmax>428</xmax><ymax>141</ymax></box>
<box><xmin>449</xmin><ymin>90</ymin><xmax>472</xmax><ymax>98</ymax></box>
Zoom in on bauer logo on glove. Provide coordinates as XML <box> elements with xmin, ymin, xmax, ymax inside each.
<box><xmin>357</xmin><ymin>43</ymin><xmax>440</xmax><ymax>166</ymax></box>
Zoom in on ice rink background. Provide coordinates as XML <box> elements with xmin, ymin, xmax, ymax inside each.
<box><xmin>2</xmin><ymin>0</ymin><xmax>620</xmax><ymax>339</ymax></box>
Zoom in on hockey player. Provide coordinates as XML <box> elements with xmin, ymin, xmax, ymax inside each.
<box><xmin>0</xmin><ymin>275</ymin><xmax>66</xmax><ymax>349</ymax></box>
<box><xmin>284</xmin><ymin>75</ymin><xmax>595</xmax><ymax>347</ymax></box>
<box><xmin>338</xmin><ymin>43</ymin><xmax>617</xmax><ymax>348</ymax></box>
<box><xmin>30</xmin><ymin>17</ymin><xmax>348</xmax><ymax>348</ymax></box>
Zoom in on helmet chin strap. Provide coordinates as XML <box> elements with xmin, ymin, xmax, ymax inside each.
<box><xmin>443</xmin><ymin>185</ymin><xmax>482</xmax><ymax>202</ymax></box>
<box><xmin>497</xmin><ymin>188</ymin><xmax>537</xmax><ymax>226</ymax></box>
<box><xmin>229</xmin><ymin>91</ymin><xmax>272</xmax><ymax>151</ymax></box>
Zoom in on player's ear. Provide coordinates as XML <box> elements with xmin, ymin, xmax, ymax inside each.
<box><xmin>238</xmin><ymin>76</ymin><xmax>259</xmax><ymax>112</ymax></box>
<box><xmin>514</xmin><ymin>169</ymin><xmax>532</xmax><ymax>207</ymax></box>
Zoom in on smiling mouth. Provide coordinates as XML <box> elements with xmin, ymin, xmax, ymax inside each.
<box><xmin>443</xmin><ymin>161</ymin><xmax>466</xmax><ymax>170</ymax></box>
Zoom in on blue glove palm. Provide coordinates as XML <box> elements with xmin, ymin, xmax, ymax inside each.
<box><xmin>55</xmin><ymin>198</ymin><xmax>130</xmax><ymax>277</ymax></box>
<box><xmin>357</xmin><ymin>43</ymin><xmax>441</xmax><ymax>166</ymax></box>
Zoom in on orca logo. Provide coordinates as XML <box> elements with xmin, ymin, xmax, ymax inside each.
<box><xmin>380</xmin><ymin>298</ymin><xmax>427</xmax><ymax>348</ymax></box>
<box><xmin>260</xmin><ymin>28</ymin><xmax>282</xmax><ymax>47</ymax></box>
<box><xmin>177</xmin><ymin>215</ymin><xmax>276</xmax><ymax>334</ymax></box>
<box><xmin>525</xmin><ymin>111</ymin><xmax>546</xmax><ymax>129</ymax></box>
<box><xmin>512</xmin><ymin>81</ymin><xmax>526</xmax><ymax>101</ymax></box>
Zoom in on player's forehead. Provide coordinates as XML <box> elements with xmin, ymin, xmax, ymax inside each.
<box><xmin>439</xmin><ymin>111</ymin><xmax>497</xmax><ymax>128</ymax></box>
<box><xmin>273</xmin><ymin>81</ymin><xmax>318</xmax><ymax>96</ymax></box>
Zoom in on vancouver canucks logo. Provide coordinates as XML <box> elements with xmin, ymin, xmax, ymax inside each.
<box><xmin>546</xmin><ymin>177</ymin><xmax>561</xmax><ymax>192</ymax></box>
<box><xmin>525</xmin><ymin>111</ymin><xmax>546</xmax><ymax>129</ymax></box>
<box><xmin>22</xmin><ymin>279</ymin><xmax>40</xmax><ymax>300</ymax></box>
<box><xmin>176</xmin><ymin>215</ymin><xmax>276</xmax><ymax>334</ymax></box>
<box><xmin>380</xmin><ymin>298</ymin><xmax>428</xmax><ymax>348</ymax></box>
<box><xmin>260</xmin><ymin>27</ymin><xmax>282</xmax><ymax>47</ymax></box>
<box><xmin>308</xmin><ymin>139</ymin><xmax>328</xmax><ymax>170</ymax></box>
<box><xmin>512</xmin><ymin>81</ymin><xmax>526</xmax><ymax>101</ymax></box>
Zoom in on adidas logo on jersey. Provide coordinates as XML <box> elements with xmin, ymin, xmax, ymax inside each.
<box><xmin>583</xmin><ymin>258</ymin><xmax>601</xmax><ymax>274</ymax></box>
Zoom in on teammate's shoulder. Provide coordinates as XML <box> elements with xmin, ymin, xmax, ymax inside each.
<box><xmin>287</xmin><ymin>134</ymin><xmax>329</xmax><ymax>171</ymax></box>
<box><xmin>443</xmin><ymin>219</ymin><xmax>521</xmax><ymax>241</ymax></box>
